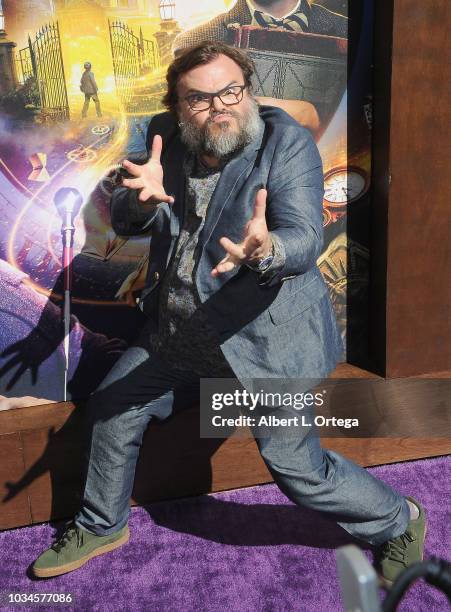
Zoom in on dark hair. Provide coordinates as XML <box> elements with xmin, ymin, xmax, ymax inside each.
<box><xmin>162</xmin><ymin>41</ymin><xmax>255</xmax><ymax>115</ymax></box>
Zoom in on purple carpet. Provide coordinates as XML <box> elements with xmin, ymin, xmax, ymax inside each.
<box><xmin>0</xmin><ymin>455</ymin><xmax>449</xmax><ymax>611</ymax></box>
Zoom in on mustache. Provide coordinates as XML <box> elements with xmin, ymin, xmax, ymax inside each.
<box><xmin>178</xmin><ymin>109</ymin><xmax>236</xmax><ymax>129</ymax></box>
<box><xmin>207</xmin><ymin>109</ymin><xmax>237</xmax><ymax>122</ymax></box>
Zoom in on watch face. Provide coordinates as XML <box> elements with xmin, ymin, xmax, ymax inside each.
<box><xmin>324</xmin><ymin>167</ymin><xmax>368</xmax><ymax>206</ymax></box>
<box><xmin>258</xmin><ymin>254</ymin><xmax>274</xmax><ymax>271</ymax></box>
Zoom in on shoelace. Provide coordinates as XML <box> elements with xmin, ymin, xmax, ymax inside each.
<box><xmin>381</xmin><ymin>531</ymin><xmax>416</xmax><ymax>565</ymax></box>
<box><xmin>51</xmin><ymin>525</ymin><xmax>82</xmax><ymax>554</ymax></box>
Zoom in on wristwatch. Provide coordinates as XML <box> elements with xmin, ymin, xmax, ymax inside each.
<box><xmin>246</xmin><ymin>241</ymin><xmax>275</xmax><ymax>273</ymax></box>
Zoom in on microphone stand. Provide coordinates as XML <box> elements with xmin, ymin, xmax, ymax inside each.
<box><xmin>54</xmin><ymin>188</ymin><xmax>83</xmax><ymax>401</ymax></box>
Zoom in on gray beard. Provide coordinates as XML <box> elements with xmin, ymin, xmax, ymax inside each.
<box><xmin>178</xmin><ymin>97</ymin><xmax>262</xmax><ymax>160</ymax></box>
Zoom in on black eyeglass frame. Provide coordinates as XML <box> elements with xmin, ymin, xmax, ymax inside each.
<box><xmin>183</xmin><ymin>84</ymin><xmax>247</xmax><ymax>111</ymax></box>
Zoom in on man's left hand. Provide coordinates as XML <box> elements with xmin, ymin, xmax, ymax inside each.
<box><xmin>211</xmin><ymin>189</ymin><xmax>272</xmax><ymax>277</ymax></box>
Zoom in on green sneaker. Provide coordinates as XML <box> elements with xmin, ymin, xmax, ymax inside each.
<box><xmin>32</xmin><ymin>523</ymin><xmax>129</xmax><ymax>578</ymax></box>
<box><xmin>376</xmin><ymin>496</ymin><xmax>427</xmax><ymax>587</ymax></box>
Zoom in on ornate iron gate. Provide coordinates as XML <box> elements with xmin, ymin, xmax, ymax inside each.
<box><xmin>15</xmin><ymin>22</ymin><xmax>69</xmax><ymax>122</ymax></box>
<box><xmin>109</xmin><ymin>20</ymin><xmax>162</xmax><ymax>113</ymax></box>
<box><xmin>17</xmin><ymin>44</ymin><xmax>34</xmax><ymax>83</ymax></box>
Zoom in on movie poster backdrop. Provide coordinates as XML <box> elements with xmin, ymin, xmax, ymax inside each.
<box><xmin>0</xmin><ymin>0</ymin><xmax>372</xmax><ymax>407</ymax></box>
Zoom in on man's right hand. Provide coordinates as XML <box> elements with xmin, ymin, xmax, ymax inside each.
<box><xmin>122</xmin><ymin>134</ymin><xmax>174</xmax><ymax>205</ymax></box>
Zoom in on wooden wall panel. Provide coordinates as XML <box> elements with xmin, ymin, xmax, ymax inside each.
<box><xmin>132</xmin><ymin>415</ymin><xmax>272</xmax><ymax>505</ymax></box>
<box><xmin>0</xmin><ymin>433</ymin><xmax>31</xmax><ymax>529</ymax></box>
<box><xmin>372</xmin><ymin>0</ymin><xmax>451</xmax><ymax>376</ymax></box>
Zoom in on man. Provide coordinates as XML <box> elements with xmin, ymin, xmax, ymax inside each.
<box><xmin>173</xmin><ymin>0</ymin><xmax>348</xmax><ymax>53</ymax></box>
<box><xmin>33</xmin><ymin>42</ymin><xmax>426</xmax><ymax>586</ymax></box>
<box><xmin>80</xmin><ymin>62</ymin><xmax>102</xmax><ymax>119</ymax></box>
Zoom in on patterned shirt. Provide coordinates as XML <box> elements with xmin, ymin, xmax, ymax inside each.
<box><xmin>149</xmin><ymin>154</ymin><xmax>232</xmax><ymax>377</ymax></box>
<box><xmin>150</xmin><ymin>152</ymin><xmax>285</xmax><ymax>377</ymax></box>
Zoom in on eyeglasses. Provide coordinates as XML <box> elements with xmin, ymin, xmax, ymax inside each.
<box><xmin>183</xmin><ymin>84</ymin><xmax>247</xmax><ymax>111</ymax></box>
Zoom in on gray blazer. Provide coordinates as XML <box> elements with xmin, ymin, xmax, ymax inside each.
<box><xmin>111</xmin><ymin>106</ymin><xmax>344</xmax><ymax>385</ymax></box>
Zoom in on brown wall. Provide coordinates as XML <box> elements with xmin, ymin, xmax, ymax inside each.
<box><xmin>371</xmin><ymin>0</ymin><xmax>451</xmax><ymax>376</ymax></box>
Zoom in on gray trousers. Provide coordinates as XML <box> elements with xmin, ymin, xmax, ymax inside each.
<box><xmin>75</xmin><ymin>329</ymin><xmax>410</xmax><ymax>547</ymax></box>
<box><xmin>82</xmin><ymin>93</ymin><xmax>102</xmax><ymax>118</ymax></box>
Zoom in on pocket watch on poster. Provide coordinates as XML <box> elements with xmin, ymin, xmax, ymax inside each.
<box><xmin>322</xmin><ymin>207</ymin><xmax>332</xmax><ymax>227</ymax></box>
<box><xmin>323</xmin><ymin>166</ymin><xmax>369</xmax><ymax>207</ymax></box>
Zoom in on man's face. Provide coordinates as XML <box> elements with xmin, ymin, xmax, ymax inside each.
<box><xmin>176</xmin><ymin>54</ymin><xmax>261</xmax><ymax>160</ymax></box>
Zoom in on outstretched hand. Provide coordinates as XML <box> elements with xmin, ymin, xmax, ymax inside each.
<box><xmin>122</xmin><ymin>134</ymin><xmax>174</xmax><ymax>205</ymax></box>
<box><xmin>211</xmin><ymin>189</ymin><xmax>272</xmax><ymax>277</ymax></box>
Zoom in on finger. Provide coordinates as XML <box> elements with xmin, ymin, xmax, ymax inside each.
<box><xmin>252</xmin><ymin>188</ymin><xmax>267</xmax><ymax>221</ymax></box>
<box><xmin>138</xmin><ymin>188</ymin><xmax>174</xmax><ymax>204</ymax></box>
<box><xmin>211</xmin><ymin>253</ymin><xmax>233</xmax><ymax>277</ymax></box>
<box><xmin>219</xmin><ymin>237</ymin><xmax>245</xmax><ymax>260</ymax></box>
<box><xmin>243</xmin><ymin>234</ymin><xmax>266</xmax><ymax>258</ymax></box>
<box><xmin>150</xmin><ymin>134</ymin><xmax>163</xmax><ymax>163</ymax></box>
<box><xmin>216</xmin><ymin>260</ymin><xmax>236</xmax><ymax>273</ymax></box>
<box><xmin>217</xmin><ymin>253</ymin><xmax>232</xmax><ymax>266</ymax></box>
<box><xmin>122</xmin><ymin>177</ymin><xmax>145</xmax><ymax>190</ymax></box>
<box><xmin>246</xmin><ymin>230</ymin><xmax>266</xmax><ymax>247</ymax></box>
<box><xmin>213</xmin><ymin>252</ymin><xmax>235</xmax><ymax>266</ymax></box>
<box><xmin>211</xmin><ymin>260</ymin><xmax>236</xmax><ymax>277</ymax></box>
<box><xmin>122</xmin><ymin>159</ymin><xmax>143</xmax><ymax>177</ymax></box>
